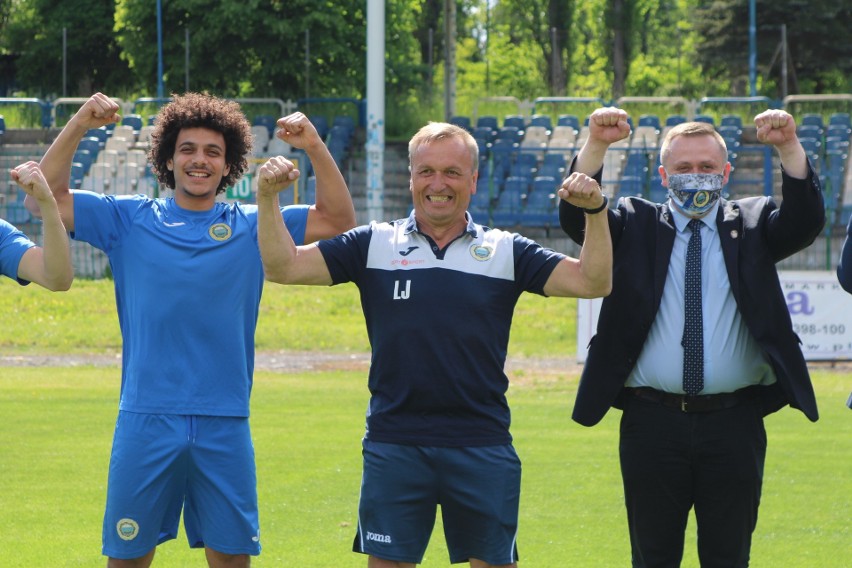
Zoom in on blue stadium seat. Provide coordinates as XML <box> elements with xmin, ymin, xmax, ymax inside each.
<box><xmin>292</xmin><ymin>150</ymin><xmax>313</xmax><ymax>178</ymax></box>
<box><xmin>332</xmin><ymin>115</ymin><xmax>356</xmax><ymax>133</ymax></box>
<box><xmin>78</xmin><ymin>137</ymin><xmax>102</xmax><ymax>159</ymax></box>
<box><xmin>301</xmin><ymin>175</ymin><xmax>316</xmax><ymax>204</ymax></box>
<box><xmin>121</xmin><ymin>114</ymin><xmax>144</xmax><ymax>133</ymax></box>
<box><xmin>694</xmin><ymin>114</ymin><xmax>715</xmax><ymax>125</ymax></box>
<box><xmin>73</xmin><ymin>149</ymin><xmax>94</xmax><ymax>175</ymax></box>
<box><xmin>449</xmin><ymin>115</ymin><xmax>473</xmax><ymax>132</ymax></box>
<box><xmin>70</xmin><ymin>163</ymin><xmax>86</xmax><ymax>189</ymax></box>
<box><xmin>0</xmin><ymin>115</ymin><xmax>5</xmax><ymax>144</ymax></box>
<box><xmin>475</xmin><ymin>138</ymin><xmax>489</xmax><ymax>168</ymax></box>
<box><xmin>510</xmin><ymin>152</ymin><xmax>538</xmax><ymax>179</ymax></box>
<box><xmin>638</xmin><ymin>115</ymin><xmax>661</xmax><ymax>130</ymax></box>
<box><xmin>86</xmin><ymin>127</ymin><xmax>109</xmax><ymax>150</ymax></box>
<box><xmin>309</xmin><ymin>115</ymin><xmax>330</xmax><ymax>139</ymax></box>
<box><xmin>278</xmin><ymin>186</ymin><xmax>295</xmax><ymax>206</ymax></box>
<box><xmin>472</xmin><ymin>126</ymin><xmax>496</xmax><ymax>144</ymax></box>
<box><xmin>531</xmin><ymin>176</ymin><xmax>558</xmax><ymax>196</ymax></box>
<box><xmin>800</xmin><ymin>113</ymin><xmax>825</xmax><ymax>130</ymax></box>
<box><xmin>521</xmin><ymin>177</ymin><xmax>559</xmax><ymax>227</ymax></box>
<box><xmin>840</xmin><ymin>204</ymin><xmax>852</xmax><ymax>227</ymax></box>
<box><xmin>826</xmin><ymin>124</ymin><xmax>851</xmax><ymax>142</ymax></box>
<box><xmin>665</xmin><ymin>114</ymin><xmax>687</xmax><ymax>127</ymax></box>
<box><xmin>489</xmin><ymin>138</ymin><xmax>517</xmax><ymax>181</ymax></box>
<box><xmin>557</xmin><ymin>114</ymin><xmax>580</xmax><ymax>130</ymax></box>
<box><xmin>799</xmin><ymin>136</ymin><xmax>822</xmax><ymax>158</ymax></box>
<box><xmin>6</xmin><ymin>189</ymin><xmax>31</xmax><ymax>224</ymax></box>
<box><xmin>825</xmin><ymin>137</ymin><xmax>850</xmax><ymax>155</ymax></box>
<box><xmin>829</xmin><ymin>112</ymin><xmax>851</xmax><ymax>128</ymax></box>
<box><xmin>491</xmin><ymin>180</ymin><xmax>525</xmax><ymax>227</ymax></box>
<box><xmin>327</xmin><ymin>145</ymin><xmax>346</xmax><ymax>168</ymax></box>
<box><xmin>470</xmin><ymin>177</ymin><xmax>493</xmax><ymax>220</ymax></box>
<box><xmin>496</xmin><ymin>126</ymin><xmax>522</xmax><ymax>144</ymax></box>
<box><xmin>327</xmin><ymin>125</ymin><xmax>352</xmax><ymax>149</ymax></box>
<box><xmin>502</xmin><ymin>175</ymin><xmax>531</xmax><ymax>196</ymax></box>
<box><xmin>648</xmin><ymin>172</ymin><xmax>667</xmax><ymax>202</ymax></box>
<box><xmin>503</xmin><ymin>115</ymin><xmax>526</xmax><ymax>131</ymax></box>
<box><xmin>529</xmin><ymin>114</ymin><xmax>553</xmax><ymax>131</ymax></box>
<box><xmin>718</xmin><ymin>125</ymin><xmax>742</xmax><ymax>139</ymax></box>
<box><xmin>253</xmin><ymin>115</ymin><xmax>278</xmax><ymax>138</ymax></box>
<box><xmin>797</xmin><ymin>124</ymin><xmax>823</xmax><ymax>140</ymax></box>
<box><xmin>477</xmin><ymin>115</ymin><xmax>499</xmax><ymax>131</ymax></box>
<box><xmin>720</xmin><ymin>115</ymin><xmax>742</xmax><ymax>128</ymax></box>
<box><xmin>617</xmin><ymin>175</ymin><xmax>645</xmax><ymax>200</ymax></box>
<box><xmin>539</xmin><ymin>153</ymin><xmax>566</xmax><ymax>179</ymax></box>
<box><xmin>623</xmin><ymin>150</ymin><xmax>649</xmax><ymax>178</ymax></box>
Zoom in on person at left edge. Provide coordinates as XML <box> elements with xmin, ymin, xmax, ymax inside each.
<box><xmin>25</xmin><ymin>92</ymin><xmax>356</xmax><ymax>567</ymax></box>
<box><xmin>2</xmin><ymin>161</ymin><xmax>73</xmax><ymax>290</ymax></box>
<box><xmin>836</xmin><ymin>213</ymin><xmax>852</xmax><ymax>293</ymax></box>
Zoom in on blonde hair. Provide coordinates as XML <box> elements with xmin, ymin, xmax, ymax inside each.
<box><xmin>408</xmin><ymin>122</ymin><xmax>479</xmax><ymax>173</ymax></box>
<box><xmin>659</xmin><ymin>122</ymin><xmax>728</xmax><ymax>166</ymax></box>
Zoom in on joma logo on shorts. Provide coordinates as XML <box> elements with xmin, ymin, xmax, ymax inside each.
<box><xmin>366</xmin><ymin>531</ymin><xmax>392</xmax><ymax>543</ymax></box>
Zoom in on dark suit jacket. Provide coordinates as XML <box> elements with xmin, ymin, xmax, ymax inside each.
<box><xmin>836</xmin><ymin>215</ymin><xmax>852</xmax><ymax>293</ymax></box>
<box><xmin>561</xmin><ymin>167</ymin><xmax>825</xmax><ymax>427</ymax></box>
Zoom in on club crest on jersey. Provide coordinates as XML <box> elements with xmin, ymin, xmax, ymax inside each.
<box><xmin>469</xmin><ymin>244</ymin><xmax>494</xmax><ymax>261</ymax></box>
<box><xmin>116</xmin><ymin>518</ymin><xmax>139</xmax><ymax>541</ymax></box>
<box><xmin>208</xmin><ymin>223</ymin><xmax>232</xmax><ymax>241</ymax></box>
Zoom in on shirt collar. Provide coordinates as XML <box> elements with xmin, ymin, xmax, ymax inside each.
<box><xmin>669</xmin><ymin>200</ymin><xmax>719</xmax><ymax>234</ymax></box>
<box><xmin>403</xmin><ymin>210</ymin><xmax>479</xmax><ymax>238</ymax></box>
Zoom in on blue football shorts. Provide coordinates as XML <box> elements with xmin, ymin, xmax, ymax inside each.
<box><xmin>102</xmin><ymin>411</ymin><xmax>260</xmax><ymax>559</ymax></box>
<box><xmin>352</xmin><ymin>440</ymin><xmax>521</xmax><ymax>565</ymax></box>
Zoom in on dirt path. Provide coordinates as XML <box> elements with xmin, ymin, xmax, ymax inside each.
<box><xmin>3</xmin><ymin>352</ymin><xmax>847</xmax><ymax>379</ymax></box>
<box><xmin>0</xmin><ymin>350</ymin><xmax>585</xmax><ymax>376</ymax></box>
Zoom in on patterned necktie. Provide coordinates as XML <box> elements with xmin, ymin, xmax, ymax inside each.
<box><xmin>682</xmin><ymin>219</ymin><xmax>704</xmax><ymax>396</ymax></box>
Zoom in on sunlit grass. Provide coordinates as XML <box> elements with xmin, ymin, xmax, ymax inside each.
<box><xmin>0</xmin><ymin>367</ymin><xmax>848</xmax><ymax>566</ymax></box>
<box><xmin>0</xmin><ymin>278</ymin><xmax>577</xmax><ymax>358</ymax></box>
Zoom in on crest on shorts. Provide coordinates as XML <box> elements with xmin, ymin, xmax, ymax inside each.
<box><xmin>209</xmin><ymin>223</ymin><xmax>233</xmax><ymax>241</ymax></box>
<box><xmin>116</xmin><ymin>518</ymin><xmax>139</xmax><ymax>541</ymax></box>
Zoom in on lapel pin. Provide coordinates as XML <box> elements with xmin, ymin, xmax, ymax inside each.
<box><xmin>730</xmin><ymin>230</ymin><xmax>738</xmax><ymax>239</ymax></box>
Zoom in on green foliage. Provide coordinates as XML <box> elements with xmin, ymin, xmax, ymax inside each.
<box><xmin>693</xmin><ymin>0</ymin><xmax>852</xmax><ymax>97</ymax></box>
<box><xmin>112</xmin><ymin>0</ymin><xmax>370</xmax><ymax>98</ymax></box>
<box><xmin>3</xmin><ymin>0</ymin><xmax>132</xmax><ymax>97</ymax></box>
<box><xmin>1</xmin><ymin>0</ymin><xmax>850</xmax><ymax>121</ymax></box>
<box><xmin>0</xmin><ymin>366</ymin><xmax>849</xmax><ymax>565</ymax></box>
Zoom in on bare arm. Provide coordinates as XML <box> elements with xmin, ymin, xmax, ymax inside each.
<box><xmin>11</xmin><ymin>163</ymin><xmax>73</xmax><ymax>291</ymax></box>
<box><xmin>24</xmin><ymin>93</ymin><xmax>121</xmax><ymax>231</ymax></box>
<box><xmin>274</xmin><ymin>112</ymin><xmax>356</xmax><ymax>243</ymax></box>
<box><xmin>544</xmin><ymin>172</ymin><xmax>613</xmax><ymax>298</ymax></box>
<box><xmin>754</xmin><ymin>109</ymin><xmax>808</xmax><ymax>179</ymax></box>
<box><xmin>255</xmin><ymin>157</ymin><xmax>334</xmax><ymax>285</ymax></box>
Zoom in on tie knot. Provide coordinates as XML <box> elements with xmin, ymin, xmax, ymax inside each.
<box><xmin>689</xmin><ymin>219</ymin><xmax>702</xmax><ymax>233</ymax></box>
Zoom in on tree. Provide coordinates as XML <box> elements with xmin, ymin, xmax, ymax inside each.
<box><xmin>113</xmin><ymin>0</ymin><xmax>368</xmax><ymax>99</ymax></box>
<box><xmin>491</xmin><ymin>0</ymin><xmax>576</xmax><ymax>96</ymax></box>
<box><xmin>693</xmin><ymin>0</ymin><xmax>852</xmax><ymax>96</ymax></box>
<box><xmin>3</xmin><ymin>0</ymin><xmax>131</xmax><ymax>98</ymax></box>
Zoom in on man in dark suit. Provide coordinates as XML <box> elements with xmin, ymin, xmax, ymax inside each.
<box><xmin>561</xmin><ymin>107</ymin><xmax>824</xmax><ymax>567</ymax></box>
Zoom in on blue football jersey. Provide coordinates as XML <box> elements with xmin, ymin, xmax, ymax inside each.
<box><xmin>73</xmin><ymin>191</ymin><xmax>309</xmax><ymax>416</ymax></box>
<box><xmin>0</xmin><ymin>218</ymin><xmax>36</xmax><ymax>285</ymax></box>
<box><xmin>318</xmin><ymin>212</ymin><xmax>564</xmax><ymax>446</ymax></box>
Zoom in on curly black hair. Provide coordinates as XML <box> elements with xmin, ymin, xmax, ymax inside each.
<box><xmin>148</xmin><ymin>93</ymin><xmax>253</xmax><ymax>194</ymax></box>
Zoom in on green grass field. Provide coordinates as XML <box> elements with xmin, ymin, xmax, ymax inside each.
<box><xmin>1</xmin><ymin>280</ymin><xmax>850</xmax><ymax>566</ymax></box>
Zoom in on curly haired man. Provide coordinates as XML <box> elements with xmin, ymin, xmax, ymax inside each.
<box><xmin>27</xmin><ymin>92</ymin><xmax>355</xmax><ymax>567</ymax></box>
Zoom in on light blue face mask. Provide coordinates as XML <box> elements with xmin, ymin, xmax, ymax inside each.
<box><xmin>666</xmin><ymin>173</ymin><xmax>724</xmax><ymax>216</ymax></box>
